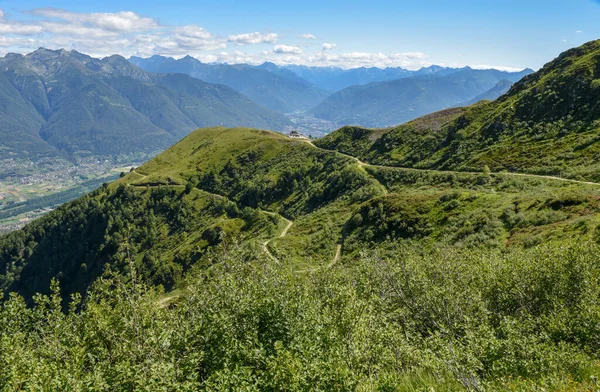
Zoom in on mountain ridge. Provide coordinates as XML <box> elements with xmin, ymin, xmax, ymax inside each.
<box><xmin>309</xmin><ymin>67</ymin><xmax>533</xmax><ymax>128</ymax></box>
<box><xmin>129</xmin><ymin>54</ymin><xmax>329</xmax><ymax>113</ymax></box>
<box><xmin>0</xmin><ymin>48</ymin><xmax>290</xmax><ymax>164</ymax></box>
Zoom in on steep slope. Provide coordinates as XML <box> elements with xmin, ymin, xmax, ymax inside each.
<box><xmin>0</xmin><ymin>49</ymin><xmax>290</xmax><ymax>162</ymax></box>
<box><xmin>310</xmin><ymin>68</ymin><xmax>533</xmax><ymax>128</ymax></box>
<box><xmin>0</xmin><ymin>127</ymin><xmax>382</xmax><ymax>301</ymax></box>
<box><xmin>316</xmin><ymin>40</ymin><xmax>600</xmax><ymax>180</ymax></box>
<box><xmin>129</xmin><ymin>55</ymin><xmax>328</xmax><ymax>112</ymax></box>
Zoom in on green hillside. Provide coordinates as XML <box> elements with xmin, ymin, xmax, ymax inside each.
<box><xmin>316</xmin><ymin>40</ymin><xmax>600</xmax><ymax>181</ymax></box>
<box><xmin>5</xmin><ymin>124</ymin><xmax>600</xmax><ymax>300</ymax></box>
<box><xmin>1</xmin><ymin>126</ymin><xmax>600</xmax><ymax>390</ymax></box>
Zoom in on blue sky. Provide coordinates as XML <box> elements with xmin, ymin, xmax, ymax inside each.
<box><xmin>0</xmin><ymin>0</ymin><xmax>597</xmax><ymax>69</ymax></box>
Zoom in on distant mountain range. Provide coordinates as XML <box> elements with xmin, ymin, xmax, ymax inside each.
<box><xmin>0</xmin><ymin>48</ymin><xmax>534</xmax><ymax>165</ymax></box>
<box><xmin>459</xmin><ymin>79</ymin><xmax>514</xmax><ymax>106</ymax></box>
<box><xmin>309</xmin><ymin>68</ymin><xmax>534</xmax><ymax>128</ymax></box>
<box><xmin>282</xmin><ymin>64</ymin><xmax>470</xmax><ymax>92</ymax></box>
<box><xmin>0</xmin><ymin>48</ymin><xmax>290</xmax><ymax>162</ymax></box>
<box><xmin>130</xmin><ymin>55</ymin><xmax>533</xmax><ymax>129</ymax></box>
<box><xmin>129</xmin><ymin>55</ymin><xmax>329</xmax><ymax>113</ymax></box>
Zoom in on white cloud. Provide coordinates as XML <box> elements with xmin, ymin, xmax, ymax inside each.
<box><xmin>575</xmin><ymin>30</ymin><xmax>583</xmax><ymax>33</ymax></box>
<box><xmin>322</xmin><ymin>42</ymin><xmax>336</xmax><ymax>51</ymax></box>
<box><xmin>0</xmin><ymin>22</ymin><xmax>43</xmax><ymax>35</ymax></box>
<box><xmin>561</xmin><ymin>39</ymin><xmax>567</xmax><ymax>43</ymax></box>
<box><xmin>228</xmin><ymin>32</ymin><xmax>278</xmax><ymax>45</ymax></box>
<box><xmin>171</xmin><ymin>25</ymin><xmax>226</xmax><ymax>51</ymax></box>
<box><xmin>0</xmin><ymin>36</ymin><xmax>33</xmax><ymax>47</ymax></box>
<box><xmin>0</xmin><ymin>10</ymin><xmax>43</xmax><ymax>35</ymax></box>
<box><xmin>300</xmin><ymin>34</ymin><xmax>317</xmax><ymax>39</ymax></box>
<box><xmin>175</xmin><ymin>25</ymin><xmax>213</xmax><ymax>39</ymax></box>
<box><xmin>29</xmin><ymin>8</ymin><xmax>158</xmax><ymax>32</ymax></box>
<box><xmin>273</xmin><ymin>44</ymin><xmax>303</xmax><ymax>54</ymax></box>
<box><xmin>39</xmin><ymin>21</ymin><xmax>118</xmax><ymax>38</ymax></box>
<box><xmin>305</xmin><ymin>51</ymin><xmax>429</xmax><ymax>69</ymax></box>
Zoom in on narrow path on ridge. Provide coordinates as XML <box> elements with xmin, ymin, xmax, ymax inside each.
<box><xmin>302</xmin><ymin>140</ymin><xmax>600</xmax><ymax>187</ymax></box>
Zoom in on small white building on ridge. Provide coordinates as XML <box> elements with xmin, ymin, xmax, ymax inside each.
<box><xmin>288</xmin><ymin>130</ymin><xmax>307</xmax><ymax>139</ymax></box>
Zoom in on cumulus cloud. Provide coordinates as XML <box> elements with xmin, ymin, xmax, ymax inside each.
<box><xmin>304</xmin><ymin>51</ymin><xmax>429</xmax><ymax>69</ymax></box>
<box><xmin>0</xmin><ymin>10</ymin><xmax>43</xmax><ymax>35</ymax></box>
<box><xmin>39</xmin><ymin>21</ymin><xmax>117</xmax><ymax>38</ymax></box>
<box><xmin>228</xmin><ymin>32</ymin><xmax>278</xmax><ymax>45</ymax></box>
<box><xmin>171</xmin><ymin>25</ymin><xmax>226</xmax><ymax>51</ymax></box>
<box><xmin>29</xmin><ymin>8</ymin><xmax>158</xmax><ymax>32</ymax></box>
<box><xmin>322</xmin><ymin>42</ymin><xmax>336</xmax><ymax>51</ymax></box>
<box><xmin>273</xmin><ymin>44</ymin><xmax>303</xmax><ymax>54</ymax></box>
<box><xmin>300</xmin><ymin>34</ymin><xmax>317</xmax><ymax>39</ymax></box>
<box><xmin>0</xmin><ymin>36</ymin><xmax>33</xmax><ymax>47</ymax></box>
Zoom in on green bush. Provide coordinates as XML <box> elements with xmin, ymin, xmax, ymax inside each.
<box><xmin>1</xmin><ymin>241</ymin><xmax>598</xmax><ymax>390</ymax></box>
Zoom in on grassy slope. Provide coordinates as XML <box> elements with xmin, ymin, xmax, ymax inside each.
<box><xmin>2</xmin><ymin>127</ymin><xmax>600</xmax><ymax>390</ymax></box>
<box><xmin>316</xmin><ymin>40</ymin><xmax>600</xmax><ymax>181</ymax></box>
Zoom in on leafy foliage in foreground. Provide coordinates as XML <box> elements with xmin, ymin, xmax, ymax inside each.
<box><xmin>0</xmin><ymin>184</ymin><xmax>277</xmax><ymax>303</ymax></box>
<box><xmin>316</xmin><ymin>40</ymin><xmax>600</xmax><ymax>181</ymax></box>
<box><xmin>1</xmin><ymin>241</ymin><xmax>599</xmax><ymax>391</ymax></box>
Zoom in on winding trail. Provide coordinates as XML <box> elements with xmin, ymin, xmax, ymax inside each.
<box><xmin>142</xmin><ymin>139</ymin><xmax>600</xmax><ymax>274</ymax></box>
<box><xmin>299</xmin><ymin>139</ymin><xmax>600</xmax><ymax>267</ymax></box>
<box><xmin>130</xmin><ymin>177</ymin><xmax>294</xmax><ymax>263</ymax></box>
<box><xmin>260</xmin><ymin>211</ymin><xmax>293</xmax><ymax>264</ymax></box>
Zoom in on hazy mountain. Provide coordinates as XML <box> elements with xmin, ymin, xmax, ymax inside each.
<box><xmin>129</xmin><ymin>55</ymin><xmax>329</xmax><ymax>113</ymax></box>
<box><xmin>310</xmin><ymin>67</ymin><xmax>533</xmax><ymax>128</ymax></box>
<box><xmin>5</xmin><ymin>40</ymin><xmax>600</xmax><ymax>302</ymax></box>
<box><xmin>0</xmin><ymin>48</ymin><xmax>290</xmax><ymax>162</ymax></box>
<box><xmin>283</xmin><ymin>64</ymin><xmax>480</xmax><ymax>92</ymax></box>
<box><xmin>458</xmin><ymin>79</ymin><xmax>514</xmax><ymax>106</ymax></box>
